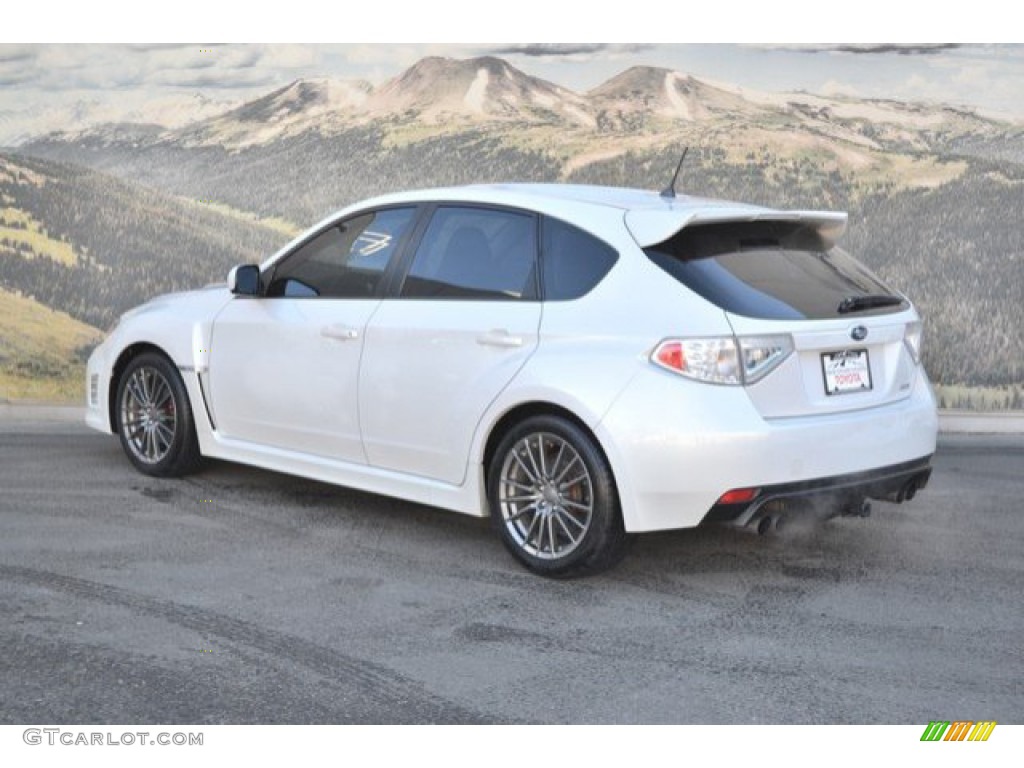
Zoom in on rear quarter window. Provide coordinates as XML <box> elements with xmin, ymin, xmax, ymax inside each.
<box><xmin>541</xmin><ymin>216</ymin><xmax>618</xmax><ymax>301</ymax></box>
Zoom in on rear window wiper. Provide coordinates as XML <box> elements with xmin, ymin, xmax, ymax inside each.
<box><xmin>837</xmin><ymin>294</ymin><xmax>904</xmax><ymax>314</ymax></box>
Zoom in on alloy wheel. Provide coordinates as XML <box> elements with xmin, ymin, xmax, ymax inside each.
<box><xmin>120</xmin><ymin>365</ymin><xmax>178</xmax><ymax>465</ymax></box>
<box><xmin>497</xmin><ymin>431</ymin><xmax>594</xmax><ymax>560</ymax></box>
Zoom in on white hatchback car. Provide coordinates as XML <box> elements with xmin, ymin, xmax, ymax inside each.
<box><xmin>86</xmin><ymin>183</ymin><xmax>938</xmax><ymax>576</ymax></box>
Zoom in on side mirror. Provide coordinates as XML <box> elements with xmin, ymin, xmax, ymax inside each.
<box><xmin>227</xmin><ymin>264</ymin><xmax>260</xmax><ymax>296</ymax></box>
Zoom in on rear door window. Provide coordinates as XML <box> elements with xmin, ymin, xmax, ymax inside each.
<box><xmin>645</xmin><ymin>221</ymin><xmax>906</xmax><ymax>319</ymax></box>
<box><xmin>400</xmin><ymin>206</ymin><xmax>538</xmax><ymax>300</ymax></box>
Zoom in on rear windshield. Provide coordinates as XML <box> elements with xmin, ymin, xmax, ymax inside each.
<box><xmin>645</xmin><ymin>221</ymin><xmax>907</xmax><ymax>320</ymax></box>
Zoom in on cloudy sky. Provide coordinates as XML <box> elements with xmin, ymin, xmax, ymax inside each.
<box><xmin>2</xmin><ymin>3</ymin><xmax>1021</xmax><ymax>142</ymax></box>
<box><xmin>4</xmin><ymin>43</ymin><xmax>1023</xmax><ymax>115</ymax></box>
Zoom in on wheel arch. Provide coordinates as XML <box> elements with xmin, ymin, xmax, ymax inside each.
<box><xmin>477</xmin><ymin>398</ymin><xmax>642</xmax><ymax>532</ymax></box>
<box><xmin>482</xmin><ymin>400</ymin><xmax>631</xmax><ymax>576</ymax></box>
<box><xmin>482</xmin><ymin>401</ymin><xmax>616</xmax><ymax>496</ymax></box>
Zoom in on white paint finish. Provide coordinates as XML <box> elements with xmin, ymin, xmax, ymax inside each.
<box><xmin>201</xmin><ymin>429</ymin><xmax>485</xmax><ymax>517</ymax></box>
<box><xmin>597</xmin><ymin>366</ymin><xmax>938</xmax><ymax>531</ymax></box>
<box><xmin>727</xmin><ymin>311</ymin><xmax>920</xmax><ymax>418</ymax></box>
<box><xmin>207</xmin><ymin>296</ymin><xmax>380</xmax><ymax>463</ymax></box>
<box><xmin>624</xmin><ymin>207</ymin><xmax>848</xmax><ymax>248</ymax></box>
<box><xmin>359</xmin><ymin>299</ymin><xmax>541</xmax><ymax>484</ymax></box>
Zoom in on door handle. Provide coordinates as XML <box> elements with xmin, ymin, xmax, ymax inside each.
<box><xmin>476</xmin><ymin>329</ymin><xmax>524</xmax><ymax>348</ymax></box>
<box><xmin>321</xmin><ymin>324</ymin><xmax>359</xmax><ymax>341</ymax></box>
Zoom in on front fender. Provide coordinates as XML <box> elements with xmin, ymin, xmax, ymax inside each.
<box><xmin>86</xmin><ymin>287</ymin><xmax>233</xmax><ymax>436</ymax></box>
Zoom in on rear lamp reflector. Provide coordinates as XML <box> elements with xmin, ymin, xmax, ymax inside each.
<box><xmin>654</xmin><ymin>341</ymin><xmax>685</xmax><ymax>373</ymax></box>
<box><xmin>716</xmin><ymin>488</ymin><xmax>760</xmax><ymax>505</ymax></box>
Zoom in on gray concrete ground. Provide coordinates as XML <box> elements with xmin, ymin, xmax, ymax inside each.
<box><xmin>1</xmin><ymin>417</ymin><xmax>1022</xmax><ymax>724</ymax></box>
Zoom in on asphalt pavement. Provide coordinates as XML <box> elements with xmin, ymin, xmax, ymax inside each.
<box><xmin>1</xmin><ymin>418</ymin><xmax>1022</xmax><ymax>724</ymax></box>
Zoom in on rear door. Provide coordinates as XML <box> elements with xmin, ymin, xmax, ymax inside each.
<box><xmin>358</xmin><ymin>205</ymin><xmax>542</xmax><ymax>484</ymax></box>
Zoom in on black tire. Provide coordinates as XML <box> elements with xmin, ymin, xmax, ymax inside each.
<box><xmin>114</xmin><ymin>352</ymin><xmax>202</xmax><ymax>477</ymax></box>
<box><xmin>487</xmin><ymin>415</ymin><xmax>628</xmax><ymax>578</ymax></box>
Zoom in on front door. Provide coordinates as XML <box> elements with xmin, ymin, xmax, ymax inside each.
<box><xmin>208</xmin><ymin>206</ymin><xmax>419</xmax><ymax>463</ymax></box>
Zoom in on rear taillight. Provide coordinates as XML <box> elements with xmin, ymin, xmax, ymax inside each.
<box><xmin>652</xmin><ymin>338</ymin><xmax>739</xmax><ymax>384</ymax></box>
<box><xmin>651</xmin><ymin>335</ymin><xmax>792</xmax><ymax>386</ymax></box>
<box><xmin>903</xmin><ymin>320</ymin><xmax>923</xmax><ymax>365</ymax></box>
<box><xmin>738</xmin><ymin>335</ymin><xmax>794</xmax><ymax>384</ymax></box>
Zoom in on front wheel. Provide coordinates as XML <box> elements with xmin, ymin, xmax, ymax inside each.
<box><xmin>487</xmin><ymin>415</ymin><xmax>627</xmax><ymax>578</ymax></box>
<box><xmin>115</xmin><ymin>352</ymin><xmax>202</xmax><ymax>477</ymax></box>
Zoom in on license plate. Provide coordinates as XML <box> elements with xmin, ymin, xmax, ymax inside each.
<box><xmin>821</xmin><ymin>349</ymin><xmax>872</xmax><ymax>396</ymax></box>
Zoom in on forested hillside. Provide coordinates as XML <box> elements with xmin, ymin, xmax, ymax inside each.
<box><xmin>24</xmin><ymin>126</ymin><xmax>561</xmax><ymax>225</ymax></box>
<box><xmin>0</xmin><ymin>154</ymin><xmax>289</xmax><ymax>330</ymax></box>
<box><xmin>6</xmin><ymin>139</ymin><xmax>1023</xmax><ymax>396</ymax></box>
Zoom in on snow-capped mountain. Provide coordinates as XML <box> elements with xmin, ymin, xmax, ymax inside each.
<box><xmin>589</xmin><ymin>66</ymin><xmax>769</xmax><ymax>122</ymax></box>
<box><xmin>164</xmin><ymin>57</ymin><xmax>595</xmax><ymax>149</ymax></box>
<box><xmin>366</xmin><ymin>56</ymin><xmax>594</xmax><ymax>126</ymax></box>
<box><xmin>17</xmin><ymin>55</ymin><xmax>1018</xmax><ymax>164</ymax></box>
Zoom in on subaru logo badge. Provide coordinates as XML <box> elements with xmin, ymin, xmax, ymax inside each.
<box><xmin>851</xmin><ymin>325</ymin><xmax>868</xmax><ymax>341</ymax></box>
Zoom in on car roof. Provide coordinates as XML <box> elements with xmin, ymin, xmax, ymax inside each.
<box><xmin>348</xmin><ymin>183</ymin><xmax>848</xmax><ymax>248</ymax></box>
<box><xmin>263</xmin><ymin>183</ymin><xmax>849</xmax><ymax>270</ymax></box>
<box><xmin>355</xmin><ymin>182</ymin><xmax>754</xmax><ymax>214</ymax></box>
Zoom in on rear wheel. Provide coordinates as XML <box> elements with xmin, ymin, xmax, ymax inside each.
<box><xmin>115</xmin><ymin>352</ymin><xmax>201</xmax><ymax>477</ymax></box>
<box><xmin>488</xmin><ymin>415</ymin><xmax>627</xmax><ymax>578</ymax></box>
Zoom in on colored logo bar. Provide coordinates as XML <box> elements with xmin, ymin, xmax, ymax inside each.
<box><xmin>920</xmin><ymin>721</ymin><xmax>997</xmax><ymax>741</ymax></box>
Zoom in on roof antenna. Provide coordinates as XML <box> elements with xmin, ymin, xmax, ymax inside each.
<box><xmin>660</xmin><ymin>147</ymin><xmax>689</xmax><ymax>199</ymax></box>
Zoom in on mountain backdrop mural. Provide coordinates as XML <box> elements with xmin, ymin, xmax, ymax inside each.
<box><xmin>1</xmin><ymin>52</ymin><xmax>1022</xmax><ymax>407</ymax></box>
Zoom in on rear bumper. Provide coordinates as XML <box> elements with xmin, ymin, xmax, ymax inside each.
<box><xmin>595</xmin><ymin>365</ymin><xmax>938</xmax><ymax>532</ymax></box>
<box><xmin>702</xmin><ymin>455</ymin><xmax>933</xmax><ymax>528</ymax></box>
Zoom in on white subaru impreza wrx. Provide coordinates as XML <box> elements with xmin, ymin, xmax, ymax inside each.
<box><xmin>86</xmin><ymin>183</ymin><xmax>938</xmax><ymax>576</ymax></box>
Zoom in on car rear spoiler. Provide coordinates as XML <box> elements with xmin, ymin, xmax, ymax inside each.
<box><xmin>625</xmin><ymin>208</ymin><xmax>849</xmax><ymax>249</ymax></box>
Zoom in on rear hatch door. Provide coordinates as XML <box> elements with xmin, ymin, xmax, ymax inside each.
<box><xmin>637</xmin><ymin>213</ymin><xmax>919</xmax><ymax>418</ymax></box>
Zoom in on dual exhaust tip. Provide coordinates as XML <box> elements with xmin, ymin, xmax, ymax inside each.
<box><xmin>753</xmin><ymin>497</ymin><xmax>875</xmax><ymax>536</ymax></box>
<box><xmin>892</xmin><ymin>479</ymin><xmax>920</xmax><ymax>503</ymax></box>
<box><xmin>752</xmin><ymin>477</ymin><xmax>924</xmax><ymax>536</ymax></box>
<box><xmin>740</xmin><ymin>468</ymin><xmax>931</xmax><ymax>536</ymax></box>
